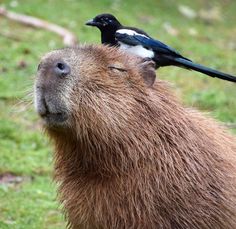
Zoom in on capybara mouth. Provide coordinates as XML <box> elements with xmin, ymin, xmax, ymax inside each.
<box><xmin>40</xmin><ymin>111</ymin><xmax>68</xmax><ymax>127</ymax></box>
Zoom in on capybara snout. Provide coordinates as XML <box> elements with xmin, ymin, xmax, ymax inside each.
<box><xmin>35</xmin><ymin>51</ymin><xmax>74</xmax><ymax>127</ymax></box>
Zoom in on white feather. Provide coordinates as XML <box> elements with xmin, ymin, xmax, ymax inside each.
<box><xmin>116</xmin><ymin>29</ymin><xmax>154</xmax><ymax>58</ymax></box>
<box><xmin>119</xmin><ymin>42</ymin><xmax>154</xmax><ymax>58</ymax></box>
<box><xmin>116</xmin><ymin>29</ymin><xmax>149</xmax><ymax>38</ymax></box>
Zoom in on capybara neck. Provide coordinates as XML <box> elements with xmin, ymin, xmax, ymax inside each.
<box><xmin>50</xmin><ymin>81</ymin><xmax>185</xmax><ymax>178</ymax></box>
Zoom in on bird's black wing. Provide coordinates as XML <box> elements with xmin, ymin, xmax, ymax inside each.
<box><xmin>115</xmin><ymin>32</ymin><xmax>141</xmax><ymax>46</ymax></box>
<box><xmin>132</xmin><ymin>34</ymin><xmax>190</xmax><ymax>60</ymax></box>
<box><xmin>115</xmin><ymin>31</ymin><xmax>191</xmax><ymax>60</ymax></box>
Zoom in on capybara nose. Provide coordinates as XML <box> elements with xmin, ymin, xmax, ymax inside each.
<box><xmin>54</xmin><ymin>61</ymin><xmax>70</xmax><ymax>77</ymax></box>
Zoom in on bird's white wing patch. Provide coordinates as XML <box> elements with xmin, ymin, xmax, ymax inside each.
<box><xmin>116</xmin><ymin>29</ymin><xmax>149</xmax><ymax>38</ymax></box>
<box><xmin>119</xmin><ymin>42</ymin><xmax>154</xmax><ymax>58</ymax></box>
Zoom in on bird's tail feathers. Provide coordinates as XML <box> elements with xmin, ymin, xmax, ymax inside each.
<box><xmin>174</xmin><ymin>58</ymin><xmax>236</xmax><ymax>83</ymax></box>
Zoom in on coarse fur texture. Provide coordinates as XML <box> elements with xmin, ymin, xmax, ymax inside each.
<box><xmin>35</xmin><ymin>44</ymin><xmax>236</xmax><ymax>229</ymax></box>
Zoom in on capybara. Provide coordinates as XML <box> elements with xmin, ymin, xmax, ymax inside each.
<box><xmin>34</xmin><ymin>44</ymin><xmax>236</xmax><ymax>229</ymax></box>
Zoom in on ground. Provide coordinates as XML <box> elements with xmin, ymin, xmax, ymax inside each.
<box><xmin>0</xmin><ymin>0</ymin><xmax>235</xmax><ymax>228</ymax></box>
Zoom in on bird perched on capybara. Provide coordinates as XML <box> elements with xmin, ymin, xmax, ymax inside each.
<box><xmin>34</xmin><ymin>44</ymin><xmax>236</xmax><ymax>229</ymax></box>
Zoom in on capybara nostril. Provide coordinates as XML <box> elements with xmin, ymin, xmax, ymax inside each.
<box><xmin>54</xmin><ymin>61</ymin><xmax>70</xmax><ymax>77</ymax></box>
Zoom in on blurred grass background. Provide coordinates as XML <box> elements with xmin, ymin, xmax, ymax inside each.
<box><xmin>0</xmin><ymin>0</ymin><xmax>235</xmax><ymax>228</ymax></box>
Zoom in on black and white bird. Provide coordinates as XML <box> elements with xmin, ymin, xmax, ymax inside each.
<box><xmin>86</xmin><ymin>13</ymin><xmax>236</xmax><ymax>83</ymax></box>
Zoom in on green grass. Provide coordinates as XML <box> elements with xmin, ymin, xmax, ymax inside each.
<box><xmin>0</xmin><ymin>0</ymin><xmax>235</xmax><ymax>228</ymax></box>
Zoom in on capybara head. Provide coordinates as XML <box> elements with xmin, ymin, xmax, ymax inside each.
<box><xmin>35</xmin><ymin>45</ymin><xmax>156</xmax><ymax>131</ymax></box>
<box><xmin>34</xmin><ymin>45</ymin><xmax>236</xmax><ymax>229</ymax></box>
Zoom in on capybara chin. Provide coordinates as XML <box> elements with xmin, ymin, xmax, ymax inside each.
<box><xmin>34</xmin><ymin>44</ymin><xmax>236</xmax><ymax>229</ymax></box>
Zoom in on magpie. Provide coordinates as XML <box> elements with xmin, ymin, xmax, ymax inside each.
<box><xmin>86</xmin><ymin>14</ymin><xmax>236</xmax><ymax>83</ymax></box>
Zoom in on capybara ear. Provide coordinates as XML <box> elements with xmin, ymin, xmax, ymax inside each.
<box><xmin>139</xmin><ymin>58</ymin><xmax>156</xmax><ymax>87</ymax></box>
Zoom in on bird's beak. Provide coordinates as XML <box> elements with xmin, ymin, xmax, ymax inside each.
<box><xmin>85</xmin><ymin>19</ymin><xmax>97</xmax><ymax>26</ymax></box>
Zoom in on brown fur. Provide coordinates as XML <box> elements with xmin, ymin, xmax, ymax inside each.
<box><xmin>35</xmin><ymin>45</ymin><xmax>236</xmax><ymax>229</ymax></box>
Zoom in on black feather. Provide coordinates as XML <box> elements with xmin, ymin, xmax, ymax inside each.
<box><xmin>173</xmin><ymin>58</ymin><xmax>236</xmax><ymax>83</ymax></box>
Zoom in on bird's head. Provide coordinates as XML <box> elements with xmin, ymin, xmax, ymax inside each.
<box><xmin>86</xmin><ymin>13</ymin><xmax>122</xmax><ymax>31</ymax></box>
